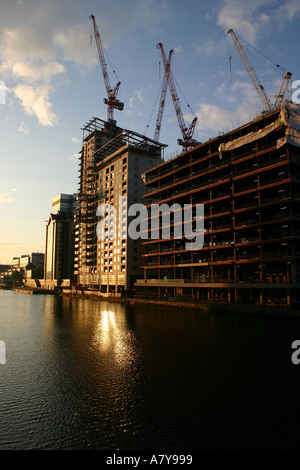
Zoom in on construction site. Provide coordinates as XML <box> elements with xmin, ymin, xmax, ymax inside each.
<box><xmin>74</xmin><ymin>116</ymin><xmax>165</xmax><ymax>293</ymax></box>
<box><xmin>135</xmin><ymin>100</ymin><xmax>300</xmax><ymax>309</ymax></box>
<box><xmin>74</xmin><ymin>16</ymin><xmax>300</xmax><ymax>310</ymax></box>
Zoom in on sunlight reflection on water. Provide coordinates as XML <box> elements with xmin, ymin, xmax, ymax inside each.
<box><xmin>1</xmin><ymin>291</ymin><xmax>300</xmax><ymax>450</ymax></box>
<box><xmin>92</xmin><ymin>309</ymin><xmax>139</xmax><ymax>369</ymax></box>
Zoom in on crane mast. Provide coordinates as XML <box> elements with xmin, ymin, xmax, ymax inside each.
<box><xmin>90</xmin><ymin>14</ymin><xmax>124</xmax><ymax>122</ymax></box>
<box><xmin>227</xmin><ymin>29</ymin><xmax>272</xmax><ymax>112</ymax></box>
<box><xmin>154</xmin><ymin>49</ymin><xmax>174</xmax><ymax>142</ymax></box>
<box><xmin>274</xmin><ymin>70</ymin><xmax>292</xmax><ymax>108</ymax></box>
<box><xmin>156</xmin><ymin>42</ymin><xmax>198</xmax><ymax>150</ymax></box>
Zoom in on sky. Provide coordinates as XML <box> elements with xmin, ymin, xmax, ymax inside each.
<box><xmin>0</xmin><ymin>0</ymin><xmax>299</xmax><ymax>264</ymax></box>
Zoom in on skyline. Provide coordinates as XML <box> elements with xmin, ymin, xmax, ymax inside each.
<box><xmin>1</xmin><ymin>0</ymin><xmax>300</xmax><ymax>264</ymax></box>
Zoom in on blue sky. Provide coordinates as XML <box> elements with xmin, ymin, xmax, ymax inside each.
<box><xmin>0</xmin><ymin>0</ymin><xmax>299</xmax><ymax>264</ymax></box>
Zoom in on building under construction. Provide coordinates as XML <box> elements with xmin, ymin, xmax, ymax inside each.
<box><xmin>74</xmin><ymin>117</ymin><xmax>166</xmax><ymax>293</ymax></box>
<box><xmin>135</xmin><ymin>101</ymin><xmax>300</xmax><ymax>309</ymax></box>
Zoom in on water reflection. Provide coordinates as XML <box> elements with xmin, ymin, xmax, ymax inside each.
<box><xmin>93</xmin><ymin>308</ymin><xmax>139</xmax><ymax>370</ymax></box>
<box><xmin>2</xmin><ymin>291</ymin><xmax>300</xmax><ymax>450</ymax></box>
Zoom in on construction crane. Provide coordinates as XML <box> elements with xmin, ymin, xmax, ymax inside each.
<box><xmin>227</xmin><ymin>28</ymin><xmax>292</xmax><ymax>112</ymax></box>
<box><xmin>90</xmin><ymin>14</ymin><xmax>124</xmax><ymax>122</ymax></box>
<box><xmin>227</xmin><ymin>29</ymin><xmax>272</xmax><ymax>112</ymax></box>
<box><xmin>154</xmin><ymin>49</ymin><xmax>174</xmax><ymax>142</ymax></box>
<box><xmin>156</xmin><ymin>42</ymin><xmax>198</xmax><ymax>151</ymax></box>
<box><xmin>274</xmin><ymin>70</ymin><xmax>292</xmax><ymax>108</ymax></box>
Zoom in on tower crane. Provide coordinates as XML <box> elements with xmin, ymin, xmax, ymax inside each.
<box><xmin>90</xmin><ymin>14</ymin><xmax>124</xmax><ymax>122</ymax></box>
<box><xmin>156</xmin><ymin>42</ymin><xmax>199</xmax><ymax>151</ymax></box>
<box><xmin>274</xmin><ymin>70</ymin><xmax>292</xmax><ymax>108</ymax></box>
<box><xmin>227</xmin><ymin>29</ymin><xmax>272</xmax><ymax>112</ymax></box>
<box><xmin>154</xmin><ymin>49</ymin><xmax>174</xmax><ymax>142</ymax></box>
<box><xmin>227</xmin><ymin>29</ymin><xmax>292</xmax><ymax>112</ymax></box>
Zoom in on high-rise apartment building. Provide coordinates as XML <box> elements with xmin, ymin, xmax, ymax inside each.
<box><xmin>75</xmin><ymin>117</ymin><xmax>166</xmax><ymax>293</ymax></box>
<box><xmin>136</xmin><ymin>101</ymin><xmax>300</xmax><ymax>309</ymax></box>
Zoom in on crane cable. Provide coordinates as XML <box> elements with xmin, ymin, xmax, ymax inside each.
<box><xmin>234</xmin><ymin>31</ymin><xmax>288</xmax><ymax>73</ymax></box>
<box><xmin>104</xmin><ymin>49</ymin><xmax>120</xmax><ymax>83</ymax></box>
<box><xmin>174</xmin><ymin>76</ymin><xmax>196</xmax><ymax>117</ymax></box>
<box><xmin>90</xmin><ymin>24</ymin><xmax>120</xmax><ymax>86</ymax></box>
<box><xmin>144</xmin><ymin>79</ymin><xmax>163</xmax><ymax>137</ymax></box>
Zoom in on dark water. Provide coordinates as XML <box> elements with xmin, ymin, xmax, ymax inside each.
<box><xmin>0</xmin><ymin>290</ymin><xmax>300</xmax><ymax>450</ymax></box>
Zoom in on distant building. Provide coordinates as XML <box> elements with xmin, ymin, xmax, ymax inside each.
<box><xmin>75</xmin><ymin>117</ymin><xmax>166</xmax><ymax>293</ymax></box>
<box><xmin>51</xmin><ymin>193</ymin><xmax>77</xmax><ymax>215</ymax></box>
<box><xmin>12</xmin><ymin>257</ymin><xmax>20</xmax><ymax>269</ymax></box>
<box><xmin>0</xmin><ymin>264</ymin><xmax>12</xmax><ymax>287</ymax></box>
<box><xmin>6</xmin><ymin>253</ymin><xmax>44</xmax><ymax>287</ymax></box>
<box><xmin>136</xmin><ymin>101</ymin><xmax>300</xmax><ymax>309</ymax></box>
<box><xmin>44</xmin><ymin>193</ymin><xmax>76</xmax><ymax>287</ymax></box>
<box><xmin>31</xmin><ymin>253</ymin><xmax>45</xmax><ymax>269</ymax></box>
<box><xmin>0</xmin><ymin>264</ymin><xmax>11</xmax><ymax>273</ymax></box>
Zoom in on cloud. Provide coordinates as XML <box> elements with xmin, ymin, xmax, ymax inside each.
<box><xmin>0</xmin><ymin>4</ymin><xmax>90</xmax><ymax>126</ymax></box>
<box><xmin>68</xmin><ymin>152</ymin><xmax>80</xmax><ymax>162</ymax></box>
<box><xmin>0</xmin><ymin>25</ymin><xmax>63</xmax><ymax>126</ymax></box>
<box><xmin>14</xmin><ymin>84</ymin><xmax>57</xmax><ymax>127</ymax></box>
<box><xmin>196</xmin><ymin>39</ymin><xmax>227</xmax><ymax>57</ymax></box>
<box><xmin>10</xmin><ymin>60</ymin><xmax>66</xmax><ymax>82</ymax></box>
<box><xmin>217</xmin><ymin>0</ymin><xmax>272</xmax><ymax>43</ymax></box>
<box><xmin>0</xmin><ymin>0</ymin><xmax>172</xmax><ymax>126</ymax></box>
<box><xmin>194</xmin><ymin>103</ymin><xmax>249</xmax><ymax>134</ymax></box>
<box><xmin>173</xmin><ymin>46</ymin><xmax>183</xmax><ymax>54</ymax></box>
<box><xmin>217</xmin><ymin>0</ymin><xmax>300</xmax><ymax>43</ymax></box>
<box><xmin>0</xmin><ymin>187</ymin><xmax>18</xmax><ymax>203</ymax></box>
<box><xmin>0</xmin><ymin>26</ymin><xmax>55</xmax><ymax>65</ymax></box>
<box><xmin>71</xmin><ymin>137</ymin><xmax>81</xmax><ymax>144</ymax></box>
<box><xmin>0</xmin><ymin>193</ymin><xmax>14</xmax><ymax>203</ymax></box>
<box><xmin>53</xmin><ymin>24</ymin><xmax>97</xmax><ymax>69</ymax></box>
<box><xmin>191</xmin><ymin>78</ymin><xmax>261</xmax><ymax>138</ymax></box>
<box><xmin>129</xmin><ymin>90</ymin><xmax>144</xmax><ymax>106</ymax></box>
<box><xmin>127</xmin><ymin>90</ymin><xmax>145</xmax><ymax>116</ymax></box>
<box><xmin>166</xmin><ymin>116</ymin><xmax>176</xmax><ymax>123</ymax></box>
<box><xmin>18</xmin><ymin>121</ymin><xmax>30</xmax><ymax>134</ymax></box>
